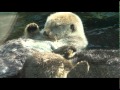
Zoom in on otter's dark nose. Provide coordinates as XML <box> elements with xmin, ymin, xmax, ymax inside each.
<box><xmin>43</xmin><ymin>31</ymin><xmax>49</xmax><ymax>36</ymax></box>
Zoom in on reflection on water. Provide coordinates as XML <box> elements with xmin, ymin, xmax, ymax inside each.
<box><xmin>0</xmin><ymin>12</ymin><xmax>119</xmax><ymax>49</ymax></box>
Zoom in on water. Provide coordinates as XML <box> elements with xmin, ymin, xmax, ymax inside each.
<box><xmin>0</xmin><ymin>12</ymin><xmax>119</xmax><ymax>49</ymax></box>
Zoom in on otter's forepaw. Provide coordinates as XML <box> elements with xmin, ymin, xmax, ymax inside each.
<box><xmin>76</xmin><ymin>61</ymin><xmax>90</xmax><ymax>73</ymax></box>
<box><xmin>25</xmin><ymin>23</ymin><xmax>39</xmax><ymax>34</ymax></box>
<box><xmin>63</xmin><ymin>46</ymin><xmax>77</xmax><ymax>59</ymax></box>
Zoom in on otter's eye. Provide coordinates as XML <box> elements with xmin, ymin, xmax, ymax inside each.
<box><xmin>70</xmin><ymin>24</ymin><xmax>75</xmax><ymax>32</ymax></box>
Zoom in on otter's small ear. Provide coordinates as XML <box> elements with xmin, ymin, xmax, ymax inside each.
<box><xmin>70</xmin><ymin>24</ymin><xmax>75</xmax><ymax>32</ymax></box>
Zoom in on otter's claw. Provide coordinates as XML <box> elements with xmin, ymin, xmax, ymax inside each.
<box><xmin>64</xmin><ymin>46</ymin><xmax>77</xmax><ymax>59</ymax></box>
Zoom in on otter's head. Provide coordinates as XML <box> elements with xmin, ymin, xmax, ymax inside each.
<box><xmin>24</xmin><ymin>23</ymin><xmax>40</xmax><ymax>38</ymax></box>
<box><xmin>43</xmin><ymin>12</ymin><xmax>86</xmax><ymax>41</ymax></box>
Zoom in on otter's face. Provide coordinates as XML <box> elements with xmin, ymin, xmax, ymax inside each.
<box><xmin>43</xmin><ymin>22</ymin><xmax>76</xmax><ymax>41</ymax></box>
<box><xmin>42</xmin><ymin>12</ymin><xmax>83</xmax><ymax>41</ymax></box>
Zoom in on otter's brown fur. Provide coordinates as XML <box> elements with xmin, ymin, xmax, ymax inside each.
<box><xmin>20</xmin><ymin>51</ymin><xmax>73</xmax><ymax>78</ymax></box>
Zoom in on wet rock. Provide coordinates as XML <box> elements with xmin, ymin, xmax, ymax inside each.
<box><xmin>0</xmin><ymin>39</ymin><xmax>30</xmax><ymax>78</ymax></box>
<box><xmin>86</xmin><ymin>25</ymin><xmax>119</xmax><ymax>49</ymax></box>
<box><xmin>76</xmin><ymin>12</ymin><xmax>119</xmax><ymax>49</ymax></box>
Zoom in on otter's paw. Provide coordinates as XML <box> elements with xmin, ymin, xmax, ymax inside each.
<box><xmin>63</xmin><ymin>46</ymin><xmax>77</xmax><ymax>59</ymax></box>
<box><xmin>76</xmin><ymin>61</ymin><xmax>90</xmax><ymax>73</ymax></box>
<box><xmin>67</xmin><ymin>61</ymin><xmax>90</xmax><ymax>78</ymax></box>
<box><xmin>25</xmin><ymin>23</ymin><xmax>39</xmax><ymax>34</ymax></box>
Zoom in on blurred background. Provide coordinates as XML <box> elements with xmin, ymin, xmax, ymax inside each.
<box><xmin>0</xmin><ymin>12</ymin><xmax>119</xmax><ymax>49</ymax></box>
